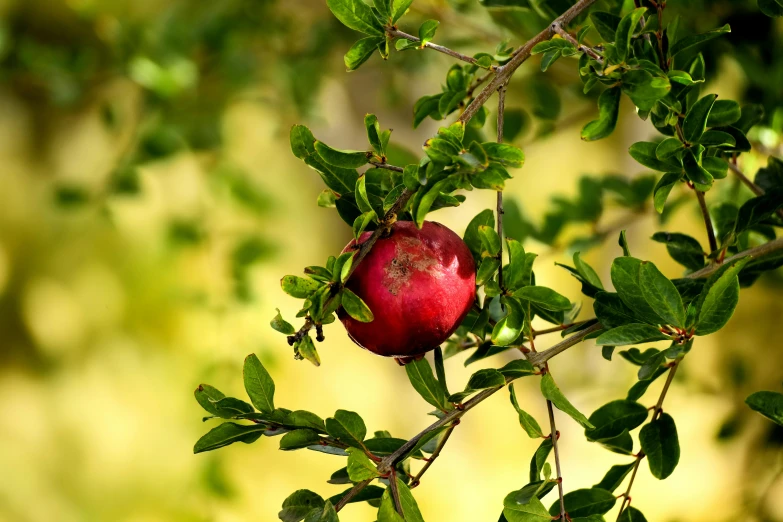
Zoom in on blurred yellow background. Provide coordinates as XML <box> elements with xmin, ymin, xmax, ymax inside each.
<box><xmin>1</xmin><ymin>0</ymin><xmax>782</xmax><ymax>521</ymax></box>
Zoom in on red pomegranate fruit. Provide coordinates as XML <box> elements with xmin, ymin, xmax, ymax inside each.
<box><xmin>339</xmin><ymin>220</ymin><xmax>476</xmax><ymax>359</ymax></box>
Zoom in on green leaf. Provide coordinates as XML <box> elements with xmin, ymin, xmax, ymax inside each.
<box><xmin>615</xmin><ymin>8</ymin><xmax>648</xmax><ymax>62</ymax></box>
<box><xmin>682</xmin><ymin>149</ymin><xmax>713</xmax><ymax>186</ymax></box>
<box><xmin>585</xmin><ymin>400</ymin><xmax>649</xmax><ymax>441</ymax></box>
<box><xmin>698</xmin><ymin>130</ymin><xmax>735</xmax><ymax>147</ymax></box>
<box><xmin>377</xmin><ymin>489</ymin><xmax>405</xmax><ymax>522</ymax></box>
<box><xmin>573</xmin><ymin>252</ymin><xmax>604</xmax><ymax>290</ymax></box>
<box><xmin>491</xmin><ymin>297</ymin><xmax>526</xmax><ymax>346</ymax></box>
<box><xmin>297</xmin><ymin>335</ymin><xmax>321</xmax><ymax>367</ymax></box>
<box><xmin>622</xmin><ymin>70</ymin><xmax>670</xmax><ymax>111</ymax></box>
<box><xmin>618</xmin><ymin>506</ymin><xmax>648</xmax><ymax>522</ymax></box>
<box><xmin>670</xmin><ymin>24</ymin><xmax>731</xmax><ymax>58</ymax></box>
<box><xmin>479</xmin><ymin>225</ymin><xmax>502</xmax><ymax>256</ymax></box>
<box><xmin>529</xmin><ymin>438</ymin><xmax>553</xmax><ymax>482</ymax></box>
<box><xmin>695</xmin><ymin>258</ymin><xmax>748</xmax><ymax>335</ymax></box>
<box><xmin>735</xmin><ymin>190</ymin><xmax>783</xmax><ymax>233</ymax></box>
<box><xmin>590</xmin><ymin>12</ymin><xmax>621</xmax><ymax>42</ymax></box>
<box><xmin>195</xmin><ymin>384</ymin><xmax>226</xmax><ymax>417</ymax></box>
<box><xmin>594</xmin><ymin>462</ymin><xmax>636</xmax><ymax>492</ymax></box>
<box><xmin>405</xmin><ymin>357</ymin><xmax>450</xmax><ymax>411</ymax></box>
<box><xmin>706</xmin><ymin>100</ymin><xmax>741</xmax><ymax>127</ymax></box>
<box><xmin>243</xmin><ymin>354</ymin><xmax>275</xmax><ymax>414</ymax></box>
<box><xmin>290</xmin><ymin>125</ymin><xmax>359</xmax><ymax>198</ymax></box>
<box><xmin>593</xmin><ymin>292</ymin><xmax>639</xmax><ymax>329</ymax></box>
<box><xmin>352</xmin><ymin>210</ymin><xmax>376</xmax><ymax>240</ymax></box>
<box><xmin>476</xmin><ymin>257</ymin><xmax>501</xmax><ymax>286</ymax></box>
<box><xmin>346</xmin><ymin>447</ymin><xmax>381</xmax><ymax>481</ymax></box>
<box><xmin>655</xmin><ymin>138</ymin><xmax>685</xmax><ymax>161</ymax></box>
<box><xmin>285</xmin><ymin>410</ymin><xmax>327</xmax><ymax>432</ymax></box>
<box><xmin>499</xmin><ymin>359</ymin><xmax>536</xmax><ymax>379</ymax></box>
<box><xmin>745</xmin><ymin>391</ymin><xmax>783</xmax><ymax>426</ymax></box>
<box><xmin>703</xmin><ymin>157</ymin><xmax>729</xmax><ymax>179</ymax></box>
<box><xmin>503</xmin><ymin>495</ymin><xmax>552</xmax><ymax>522</ymax></box>
<box><xmin>467</xmin><ymin>368</ymin><xmax>506</xmax><ymax>390</ymax></box>
<box><xmin>482</xmin><ymin>142</ymin><xmax>525</xmax><ymax>168</ymax></box>
<box><xmin>194</xmin><ymin>422</ymin><xmax>266</xmax><ymax>453</ymax></box>
<box><xmin>391</xmin><ymin>0</ymin><xmax>413</xmax><ymax>22</ymax></box>
<box><xmin>280</xmin><ymin>490</ymin><xmax>328</xmax><ymax>522</ymax></box>
<box><xmin>464</xmin><ymin>209</ymin><xmax>495</xmax><ymax>260</ymax></box>
<box><xmin>342</xmin><ymin>287</ymin><xmax>374</xmax><ymax>322</ymax></box>
<box><xmin>510</xmin><ymin>384</ymin><xmax>544</xmax><ymax>438</ymax></box>
<box><xmin>325</xmin><ymin>410</ymin><xmax>367</xmax><ymax>449</ymax></box>
<box><xmin>514</xmin><ymin>286</ymin><xmax>571</xmax><ymax>311</ymax></box>
<box><xmin>639</xmin><ymin>262</ymin><xmax>686</xmax><ymax>328</ymax></box>
<box><xmin>282</xmin><ymin>275</ymin><xmax>322</xmax><ymax>299</ymax></box>
<box><xmin>682</xmin><ymin>94</ymin><xmax>717</xmax><ymax>143</ymax></box>
<box><xmin>653</xmin><ymin>172</ymin><xmax>681</xmax><ymax>213</ymax></box>
<box><xmin>326</xmin><ymin>0</ymin><xmax>385</xmax><ymax>35</ymax></box>
<box><xmin>317</xmin><ymin>189</ymin><xmax>337</xmax><ymax>208</ymax></box>
<box><xmin>541</xmin><ymin>373</ymin><xmax>594</xmax><ymax>429</ymax></box>
<box><xmin>315</xmin><ymin>141</ymin><xmax>370</xmax><ymax>169</ymax></box>
<box><xmin>279</xmin><ymin>429</ymin><xmax>322</xmax><ymax>450</ymax></box>
<box><xmin>610</xmin><ymin>257</ymin><xmax>665</xmax><ymax>325</ymax></box>
<box><xmin>629</xmin><ymin>142</ymin><xmax>681</xmax><ymax>172</ymax></box>
<box><xmin>303</xmin><ymin>501</ymin><xmax>339</xmax><ymax>522</ymax></box>
<box><xmin>345</xmin><ymin>36</ymin><xmax>384</xmax><ymax>71</ymax></box>
<box><xmin>209</xmin><ymin>397</ymin><xmax>254</xmax><ymax>419</ymax></box>
<box><xmin>628</xmin><ymin>366</ymin><xmax>668</xmax><ymax>400</ymax></box>
<box><xmin>548</xmin><ymin>488</ymin><xmax>616</xmax><ymax>517</ymax></box>
<box><xmin>596</xmin><ymin>324</ymin><xmax>670</xmax><ymax>346</ymax></box>
<box><xmin>365</xmin><ymin>114</ymin><xmax>383</xmax><ymax>154</ymax></box>
<box><xmin>418</xmin><ymin>19</ymin><xmax>439</xmax><ymax>45</ymax></box>
<box><xmin>395</xmin><ymin>478</ymin><xmax>425</xmax><ymax>522</ymax></box>
<box><xmin>651</xmin><ymin>232</ymin><xmax>705</xmax><ymax>272</ymax></box>
<box><xmin>639</xmin><ymin>413</ymin><xmax>680</xmax><ymax>479</ymax></box>
<box><xmin>581</xmin><ymin>86</ymin><xmax>621</xmax><ymax>141</ymax></box>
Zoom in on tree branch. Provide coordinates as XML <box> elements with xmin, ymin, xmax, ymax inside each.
<box><xmin>727</xmin><ymin>161</ymin><xmax>783</xmax><ymax>220</ymax></box>
<box><xmin>458</xmin><ymin>0</ymin><xmax>600</xmax><ymax>125</ymax></box>
<box><xmin>547</xmin><ymin>400</ymin><xmax>567</xmax><ymax>520</ymax></box>
<box><xmin>387</xmin><ymin>29</ymin><xmax>485</xmax><ymax>66</ymax></box>
<box><xmin>334</xmin><ymin>478</ymin><xmax>373</xmax><ymax>512</ymax></box>
<box><xmin>551</xmin><ymin>22</ymin><xmax>604</xmax><ymax>63</ymax></box>
<box><xmin>369</xmin><ymin>160</ymin><xmax>405</xmax><ymax>173</ymax></box>
<box><xmin>410</xmin><ymin>423</ymin><xmax>457</xmax><ymax>487</ymax></box>
<box><xmin>377</xmin><ymin>325</ymin><xmax>600</xmax><ymax>472</ymax></box>
<box><xmin>694</xmin><ymin>189</ymin><xmax>718</xmax><ymax>254</ymax></box>
<box><xmin>686</xmin><ymin>236</ymin><xmax>783</xmax><ymax>279</ymax></box>
<box><xmin>617</xmin><ymin>360</ymin><xmax>680</xmax><ymax>518</ymax></box>
<box><xmin>497</xmin><ymin>82</ymin><xmax>507</xmax><ymax>290</ymax></box>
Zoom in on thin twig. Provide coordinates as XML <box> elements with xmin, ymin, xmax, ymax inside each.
<box><xmin>377</xmin><ymin>325</ymin><xmax>600</xmax><ymax>473</ymax></box>
<box><xmin>727</xmin><ymin>161</ymin><xmax>764</xmax><ymax>196</ymax></box>
<box><xmin>533</xmin><ymin>319</ymin><xmax>592</xmax><ymax>337</ymax></box>
<box><xmin>686</xmin><ymin>236</ymin><xmax>783</xmax><ymax>279</ymax></box>
<box><xmin>694</xmin><ymin>189</ymin><xmax>718</xmax><ymax>255</ymax></box>
<box><xmin>497</xmin><ymin>82</ymin><xmax>507</xmax><ymax>289</ymax></box>
<box><xmin>551</xmin><ymin>22</ymin><xmax>604</xmax><ymax>63</ymax></box>
<box><xmin>527</xmin><ymin>323</ymin><xmax>603</xmax><ymax>366</ymax></box>
<box><xmin>334</xmin><ymin>478</ymin><xmax>373</xmax><ymax>512</ymax></box>
<box><xmin>727</xmin><ymin>162</ymin><xmax>783</xmax><ymax>220</ymax></box>
<box><xmin>466</xmin><ymin>70</ymin><xmax>494</xmax><ymax>98</ymax></box>
<box><xmin>410</xmin><ymin>423</ymin><xmax>457</xmax><ymax>487</ymax></box>
<box><xmin>388</xmin><ymin>29</ymin><xmax>484</xmax><ymax>66</ymax></box>
<box><xmin>458</xmin><ymin>0</ymin><xmax>600</xmax><ymax>125</ymax></box>
<box><xmin>547</xmin><ymin>400</ymin><xmax>567</xmax><ymax>520</ymax></box>
<box><xmin>617</xmin><ymin>361</ymin><xmax>680</xmax><ymax>518</ymax></box>
<box><xmin>369</xmin><ymin>160</ymin><xmax>405</xmax><ymax>172</ymax></box>
<box><xmin>389</xmin><ymin>469</ymin><xmax>403</xmax><ymax>513</ymax></box>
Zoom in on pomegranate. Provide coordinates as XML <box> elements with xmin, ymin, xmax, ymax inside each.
<box><xmin>339</xmin><ymin>220</ymin><xmax>476</xmax><ymax>359</ymax></box>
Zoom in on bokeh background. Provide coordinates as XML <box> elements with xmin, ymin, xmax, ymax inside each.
<box><xmin>1</xmin><ymin>0</ymin><xmax>782</xmax><ymax>521</ymax></box>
